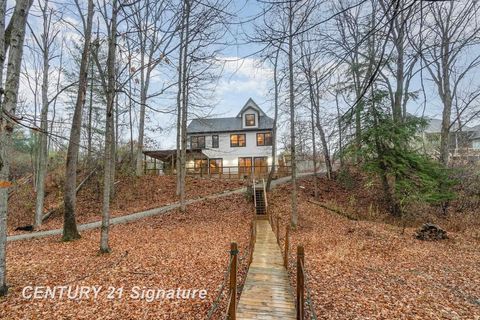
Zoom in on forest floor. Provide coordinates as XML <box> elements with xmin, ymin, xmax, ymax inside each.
<box><xmin>1</xmin><ymin>194</ymin><xmax>253</xmax><ymax>319</ymax></box>
<box><xmin>7</xmin><ymin>173</ymin><xmax>247</xmax><ymax>235</ymax></box>
<box><xmin>270</xmin><ymin>175</ymin><xmax>480</xmax><ymax>319</ymax></box>
<box><xmin>4</xmin><ymin>172</ymin><xmax>480</xmax><ymax>319</ymax></box>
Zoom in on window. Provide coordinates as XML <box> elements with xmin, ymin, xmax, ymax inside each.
<box><xmin>257</xmin><ymin>132</ymin><xmax>272</xmax><ymax>146</ymax></box>
<box><xmin>194</xmin><ymin>159</ymin><xmax>208</xmax><ymax>174</ymax></box>
<box><xmin>212</xmin><ymin>135</ymin><xmax>219</xmax><ymax>148</ymax></box>
<box><xmin>238</xmin><ymin>157</ymin><xmax>252</xmax><ymax>175</ymax></box>
<box><xmin>230</xmin><ymin>134</ymin><xmax>246</xmax><ymax>147</ymax></box>
<box><xmin>209</xmin><ymin>158</ymin><xmax>223</xmax><ymax>174</ymax></box>
<box><xmin>245</xmin><ymin>114</ymin><xmax>256</xmax><ymax>126</ymax></box>
<box><xmin>191</xmin><ymin>136</ymin><xmax>205</xmax><ymax>149</ymax></box>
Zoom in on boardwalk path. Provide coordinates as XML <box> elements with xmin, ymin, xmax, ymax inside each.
<box><xmin>237</xmin><ymin>220</ymin><xmax>296</xmax><ymax>319</ymax></box>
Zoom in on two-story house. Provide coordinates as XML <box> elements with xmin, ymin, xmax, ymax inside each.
<box><xmin>186</xmin><ymin>98</ymin><xmax>274</xmax><ymax>177</ymax></box>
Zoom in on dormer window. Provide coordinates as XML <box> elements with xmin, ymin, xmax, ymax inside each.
<box><xmin>245</xmin><ymin>114</ymin><xmax>256</xmax><ymax>126</ymax></box>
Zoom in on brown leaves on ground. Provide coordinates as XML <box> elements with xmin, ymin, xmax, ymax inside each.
<box><xmin>271</xmin><ymin>176</ymin><xmax>480</xmax><ymax>319</ymax></box>
<box><xmin>1</xmin><ymin>195</ymin><xmax>253</xmax><ymax>319</ymax></box>
<box><xmin>8</xmin><ymin>174</ymin><xmax>247</xmax><ymax>235</ymax></box>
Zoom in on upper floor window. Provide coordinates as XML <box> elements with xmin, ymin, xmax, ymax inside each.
<box><xmin>245</xmin><ymin>114</ymin><xmax>256</xmax><ymax>126</ymax></box>
<box><xmin>257</xmin><ymin>132</ymin><xmax>272</xmax><ymax>146</ymax></box>
<box><xmin>230</xmin><ymin>134</ymin><xmax>246</xmax><ymax>147</ymax></box>
<box><xmin>212</xmin><ymin>135</ymin><xmax>219</xmax><ymax>148</ymax></box>
<box><xmin>191</xmin><ymin>136</ymin><xmax>205</xmax><ymax>149</ymax></box>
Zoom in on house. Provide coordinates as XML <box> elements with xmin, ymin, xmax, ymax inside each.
<box><xmin>143</xmin><ymin>98</ymin><xmax>284</xmax><ymax>178</ymax></box>
<box><xmin>422</xmin><ymin>117</ymin><xmax>480</xmax><ymax>161</ymax></box>
<box><xmin>186</xmin><ymin>98</ymin><xmax>275</xmax><ymax>177</ymax></box>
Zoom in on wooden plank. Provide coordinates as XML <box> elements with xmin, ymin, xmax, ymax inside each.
<box><xmin>237</xmin><ymin>220</ymin><xmax>296</xmax><ymax>320</ymax></box>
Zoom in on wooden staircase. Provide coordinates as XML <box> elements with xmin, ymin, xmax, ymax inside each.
<box><xmin>253</xmin><ymin>179</ymin><xmax>268</xmax><ymax>216</ymax></box>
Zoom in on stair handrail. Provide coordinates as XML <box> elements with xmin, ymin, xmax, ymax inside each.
<box><xmin>262</xmin><ymin>178</ymin><xmax>268</xmax><ymax>214</ymax></box>
<box><xmin>252</xmin><ymin>177</ymin><xmax>257</xmax><ymax>212</ymax></box>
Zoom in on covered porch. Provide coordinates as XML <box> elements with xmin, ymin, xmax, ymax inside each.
<box><xmin>143</xmin><ymin>150</ymin><xmax>292</xmax><ymax>179</ymax></box>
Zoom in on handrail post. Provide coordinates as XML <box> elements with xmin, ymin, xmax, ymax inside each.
<box><xmin>249</xmin><ymin>222</ymin><xmax>255</xmax><ymax>266</ymax></box>
<box><xmin>284</xmin><ymin>226</ymin><xmax>289</xmax><ymax>268</ymax></box>
<box><xmin>296</xmin><ymin>246</ymin><xmax>305</xmax><ymax>320</ymax></box>
<box><xmin>276</xmin><ymin>216</ymin><xmax>280</xmax><ymax>245</ymax></box>
<box><xmin>229</xmin><ymin>242</ymin><xmax>238</xmax><ymax>319</ymax></box>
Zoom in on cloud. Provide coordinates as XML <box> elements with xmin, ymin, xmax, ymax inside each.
<box><xmin>216</xmin><ymin>56</ymin><xmax>272</xmax><ymax>98</ymax></box>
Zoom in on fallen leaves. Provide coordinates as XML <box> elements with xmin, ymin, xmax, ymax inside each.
<box><xmin>8</xmin><ymin>174</ymin><xmax>248</xmax><ymax>235</ymax></box>
<box><xmin>271</xmin><ymin>176</ymin><xmax>480</xmax><ymax>319</ymax></box>
<box><xmin>1</xmin><ymin>194</ymin><xmax>254</xmax><ymax>319</ymax></box>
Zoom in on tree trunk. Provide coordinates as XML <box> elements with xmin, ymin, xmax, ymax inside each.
<box><xmin>335</xmin><ymin>90</ymin><xmax>344</xmax><ymax>167</ymax></box>
<box><xmin>313</xmin><ymin>74</ymin><xmax>332</xmax><ymax>179</ymax></box>
<box><xmin>310</xmin><ymin>105</ymin><xmax>318</xmax><ymax>198</ymax></box>
<box><xmin>63</xmin><ymin>0</ymin><xmax>93</xmax><ymax>241</ymax></box>
<box><xmin>179</xmin><ymin>0</ymin><xmax>191</xmax><ymax>212</ymax></box>
<box><xmin>34</xmin><ymin>0</ymin><xmax>52</xmax><ymax>229</ymax></box>
<box><xmin>135</xmin><ymin>48</ymin><xmax>147</xmax><ymax>176</ymax></box>
<box><xmin>175</xmin><ymin>1</ymin><xmax>186</xmax><ymax>196</ymax></box>
<box><xmin>288</xmin><ymin>0</ymin><xmax>297</xmax><ymax>228</ymax></box>
<box><xmin>87</xmin><ymin>57</ymin><xmax>94</xmax><ymax>165</ymax></box>
<box><xmin>100</xmin><ymin>0</ymin><xmax>118</xmax><ymax>253</ymax></box>
<box><xmin>0</xmin><ymin>0</ymin><xmax>33</xmax><ymax>296</ymax></box>
<box><xmin>266</xmin><ymin>48</ymin><xmax>280</xmax><ymax>192</ymax></box>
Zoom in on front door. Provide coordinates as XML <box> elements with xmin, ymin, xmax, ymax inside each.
<box><xmin>238</xmin><ymin>157</ymin><xmax>253</xmax><ymax>177</ymax></box>
<box><xmin>254</xmin><ymin>157</ymin><xmax>268</xmax><ymax>177</ymax></box>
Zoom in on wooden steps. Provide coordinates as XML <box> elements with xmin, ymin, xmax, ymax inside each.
<box><xmin>237</xmin><ymin>220</ymin><xmax>296</xmax><ymax>320</ymax></box>
<box><xmin>255</xmin><ymin>189</ymin><xmax>266</xmax><ymax>215</ymax></box>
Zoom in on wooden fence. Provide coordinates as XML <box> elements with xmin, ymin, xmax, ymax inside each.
<box><xmin>269</xmin><ymin>213</ymin><xmax>318</xmax><ymax>320</ymax></box>
<box><xmin>206</xmin><ymin>221</ymin><xmax>256</xmax><ymax>320</ymax></box>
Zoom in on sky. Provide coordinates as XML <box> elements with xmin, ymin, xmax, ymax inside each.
<box><xmin>17</xmin><ymin>0</ymin><xmax>480</xmax><ymax>153</ymax></box>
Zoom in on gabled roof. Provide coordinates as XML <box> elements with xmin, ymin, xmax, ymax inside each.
<box><xmin>187</xmin><ymin>116</ymin><xmax>273</xmax><ymax>134</ymax></box>
<box><xmin>187</xmin><ymin>98</ymin><xmax>273</xmax><ymax>134</ymax></box>
<box><xmin>236</xmin><ymin>98</ymin><xmax>266</xmax><ymax>117</ymax></box>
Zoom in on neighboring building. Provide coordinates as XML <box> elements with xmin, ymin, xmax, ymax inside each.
<box><xmin>186</xmin><ymin>98</ymin><xmax>274</xmax><ymax>177</ymax></box>
<box><xmin>422</xmin><ymin>117</ymin><xmax>480</xmax><ymax>161</ymax></box>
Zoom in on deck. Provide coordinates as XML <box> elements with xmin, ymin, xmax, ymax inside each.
<box><xmin>237</xmin><ymin>220</ymin><xmax>296</xmax><ymax>319</ymax></box>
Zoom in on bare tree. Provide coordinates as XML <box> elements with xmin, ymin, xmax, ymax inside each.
<box><xmin>128</xmin><ymin>0</ymin><xmax>178</xmax><ymax>177</ymax></box>
<box><xmin>62</xmin><ymin>0</ymin><xmax>94</xmax><ymax>241</ymax></box>
<box><xmin>0</xmin><ymin>0</ymin><xmax>34</xmax><ymax>296</ymax></box>
<box><xmin>92</xmin><ymin>0</ymin><xmax>121</xmax><ymax>253</ymax></box>
<box><xmin>176</xmin><ymin>0</ymin><xmax>231</xmax><ymax>211</ymax></box>
<box><xmin>416</xmin><ymin>1</ymin><xmax>480</xmax><ymax>165</ymax></box>
<box><xmin>266</xmin><ymin>47</ymin><xmax>281</xmax><ymax>192</ymax></box>
<box><xmin>28</xmin><ymin>0</ymin><xmax>61</xmax><ymax>229</ymax></box>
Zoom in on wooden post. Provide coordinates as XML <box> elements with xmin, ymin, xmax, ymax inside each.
<box><xmin>276</xmin><ymin>216</ymin><xmax>280</xmax><ymax>245</ymax></box>
<box><xmin>296</xmin><ymin>246</ymin><xmax>305</xmax><ymax>320</ymax></box>
<box><xmin>229</xmin><ymin>242</ymin><xmax>238</xmax><ymax>319</ymax></box>
<box><xmin>284</xmin><ymin>226</ymin><xmax>289</xmax><ymax>268</ymax></box>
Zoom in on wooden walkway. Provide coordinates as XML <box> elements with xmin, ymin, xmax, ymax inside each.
<box><xmin>237</xmin><ymin>220</ymin><xmax>296</xmax><ymax>319</ymax></box>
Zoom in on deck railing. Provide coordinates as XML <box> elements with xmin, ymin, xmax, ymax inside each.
<box><xmin>145</xmin><ymin>165</ymin><xmax>292</xmax><ymax>179</ymax></box>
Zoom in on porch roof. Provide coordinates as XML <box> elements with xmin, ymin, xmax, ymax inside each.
<box><xmin>143</xmin><ymin>149</ymin><xmax>206</xmax><ymax>161</ymax></box>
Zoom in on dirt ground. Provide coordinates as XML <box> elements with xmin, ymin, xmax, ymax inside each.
<box><xmin>1</xmin><ymin>195</ymin><xmax>253</xmax><ymax>319</ymax></box>
<box><xmin>270</xmin><ymin>176</ymin><xmax>480</xmax><ymax>319</ymax></box>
